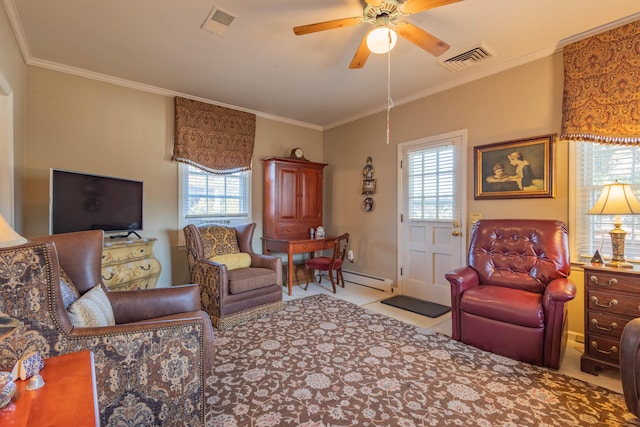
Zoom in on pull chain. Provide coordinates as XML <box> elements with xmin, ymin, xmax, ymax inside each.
<box><xmin>386</xmin><ymin>30</ymin><xmax>394</xmax><ymax>145</ymax></box>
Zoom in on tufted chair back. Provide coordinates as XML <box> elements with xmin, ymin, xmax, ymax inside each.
<box><xmin>199</xmin><ymin>225</ymin><xmax>242</xmax><ymax>259</ymax></box>
<box><xmin>468</xmin><ymin>220</ymin><xmax>571</xmax><ymax>294</ymax></box>
<box><xmin>445</xmin><ymin>219</ymin><xmax>576</xmax><ymax>369</ymax></box>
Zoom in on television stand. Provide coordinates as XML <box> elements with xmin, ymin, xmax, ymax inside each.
<box><xmin>109</xmin><ymin>231</ymin><xmax>142</xmax><ymax>239</ymax></box>
<box><xmin>102</xmin><ymin>237</ymin><xmax>161</xmax><ymax>291</ymax></box>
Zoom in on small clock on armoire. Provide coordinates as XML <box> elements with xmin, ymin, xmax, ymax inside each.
<box><xmin>289</xmin><ymin>147</ymin><xmax>307</xmax><ymax>160</ymax></box>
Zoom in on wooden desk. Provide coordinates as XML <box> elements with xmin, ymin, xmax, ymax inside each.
<box><xmin>263</xmin><ymin>236</ymin><xmax>336</xmax><ymax>295</ymax></box>
<box><xmin>0</xmin><ymin>350</ymin><xmax>100</xmax><ymax>426</ymax></box>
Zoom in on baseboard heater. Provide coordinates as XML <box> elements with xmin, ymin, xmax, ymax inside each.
<box><xmin>342</xmin><ymin>270</ymin><xmax>393</xmax><ymax>292</ymax></box>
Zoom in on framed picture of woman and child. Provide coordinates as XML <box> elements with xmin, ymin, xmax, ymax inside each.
<box><xmin>474</xmin><ymin>134</ymin><xmax>555</xmax><ymax>200</ymax></box>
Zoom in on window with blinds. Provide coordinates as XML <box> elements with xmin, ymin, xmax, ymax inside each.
<box><xmin>407</xmin><ymin>145</ymin><xmax>454</xmax><ymax>221</ymax></box>
<box><xmin>575</xmin><ymin>143</ymin><xmax>640</xmax><ymax>262</ymax></box>
<box><xmin>180</xmin><ymin>164</ymin><xmax>250</xmax><ymax>224</ymax></box>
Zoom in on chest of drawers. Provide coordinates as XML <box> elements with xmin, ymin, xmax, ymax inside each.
<box><xmin>102</xmin><ymin>238</ymin><xmax>161</xmax><ymax>291</ymax></box>
<box><xmin>581</xmin><ymin>264</ymin><xmax>640</xmax><ymax>375</ymax></box>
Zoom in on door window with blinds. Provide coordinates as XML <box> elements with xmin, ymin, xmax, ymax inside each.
<box><xmin>575</xmin><ymin>143</ymin><xmax>640</xmax><ymax>262</ymax></box>
<box><xmin>407</xmin><ymin>145</ymin><xmax>454</xmax><ymax>221</ymax></box>
<box><xmin>179</xmin><ymin>164</ymin><xmax>250</xmax><ymax>228</ymax></box>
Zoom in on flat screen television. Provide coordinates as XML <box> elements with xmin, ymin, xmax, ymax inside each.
<box><xmin>50</xmin><ymin>169</ymin><xmax>143</xmax><ymax>235</ymax></box>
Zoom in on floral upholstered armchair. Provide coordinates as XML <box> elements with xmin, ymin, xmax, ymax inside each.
<box><xmin>184</xmin><ymin>223</ymin><xmax>283</xmax><ymax>329</ymax></box>
<box><xmin>0</xmin><ymin>230</ymin><xmax>214</xmax><ymax>426</ymax></box>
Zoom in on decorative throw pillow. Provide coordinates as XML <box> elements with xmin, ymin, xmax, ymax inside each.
<box><xmin>210</xmin><ymin>252</ymin><xmax>252</xmax><ymax>270</ymax></box>
<box><xmin>200</xmin><ymin>225</ymin><xmax>240</xmax><ymax>258</ymax></box>
<box><xmin>59</xmin><ymin>268</ymin><xmax>80</xmax><ymax>310</ymax></box>
<box><xmin>67</xmin><ymin>284</ymin><xmax>115</xmax><ymax>327</ymax></box>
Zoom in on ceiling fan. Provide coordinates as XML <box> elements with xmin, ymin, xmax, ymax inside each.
<box><xmin>293</xmin><ymin>0</ymin><xmax>461</xmax><ymax>69</ymax></box>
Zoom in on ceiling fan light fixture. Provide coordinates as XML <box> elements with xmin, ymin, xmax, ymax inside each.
<box><xmin>366</xmin><ymin>26</ymin><xmax>397</xmax><ymax>54</ymax></box>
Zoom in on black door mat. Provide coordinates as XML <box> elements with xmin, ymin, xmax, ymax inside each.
<box><xmin>380</xmin><ymin>295</ymin><xmax>451</xmax><ymax>318</ymax></box>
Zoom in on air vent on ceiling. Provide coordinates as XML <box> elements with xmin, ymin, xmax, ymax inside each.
<box><xmin>438</xmin><ymin>43</ymin><xmax>496</xmax><ymax>72</ymax></box>
<box><xmin>202</xmin><ymin>7</ymin><xmax>236</xmax><ymax>36</ymax></box>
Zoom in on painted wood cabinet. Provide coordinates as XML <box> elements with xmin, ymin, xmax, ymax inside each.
<box><xmin>101</xmin><ymin>237</ymin><xmax>161</xmax><ymax>291</ymax></box>
<box><xmin>263</xmin><ymin>157</ymin><xmax>327</xmax><ymax>240</ymax></box>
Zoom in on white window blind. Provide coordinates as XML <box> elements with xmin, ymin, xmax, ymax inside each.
<box><xmin>407</xmin><ymin>145</ymin><xmax>454</xmax><ymax>221</ymax></box>
<box><xmin>575</xmin><ymin>143</ymin><xmax>640</xmax><ymax>262</ymax></box>
<box><xmin>180</xmin><ymin>164</ymin><xmax>250</xmax><ymax>224</ymax></box>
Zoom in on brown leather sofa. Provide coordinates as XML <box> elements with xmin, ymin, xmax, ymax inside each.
<box><xmin>184</xmin><ymin>223</ymin><xmax>283</xmax><ymax>329</ymax></box>
<box><xmin>621</xmin><ymin>317</ymin><xmax>640</xmax><ymax>417</ymax></box>
<box><xmin>0</xmin><ymin>230</ymin><xmax>214</xmax><ymax>426</ymax></box>
<box><xmin>445</xmin><ymin>219</ymin><xmax>576</xmax><ymax>369</ymax></box>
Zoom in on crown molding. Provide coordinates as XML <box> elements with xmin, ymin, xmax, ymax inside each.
<box><xmin>3</xmin><ymin>0</ymin><xmax>321</xmax><ymax>131</ymax></box>
<box><xmin>26</xmin><ymin>58</ymin><xmax>323</xmax><ymax>131</ymax></box>
<box><xmin>3</xmin><ymin>0</ymin><xmax>31</xmax><ymax>61</ymax></box>
<box><xmin>324</xmin><ymin>12</ymin><xmax>640</xmax><ymax>130</ymax></box>
<box><xmin>557</xmin><ymin>12</ymin><xmax>640</xmax><ymax>48</ymax></box>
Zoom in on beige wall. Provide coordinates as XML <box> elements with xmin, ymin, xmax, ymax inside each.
<box><xmin>23</xmin><ymin>67</ymin><xmax>322</xmax><ymax>287</ymax></box>
<box><xmin>0</xmin><ymin>4</ymin><xmax>28</xmax><ymax>229</ymax></box>
<box><xmin>5</xmin><ymin>3</ymin><xmax>585</xmax><ymax>335</ymax></box>
<box><xmin>324</xmin><ymin>53</ymin><xmax>568</xmax><ymax>276</ymax></box>
<box><xmin>323</xmin><ymin>52</ymin><xmax>583</xmax><ymax>335</ymax></box>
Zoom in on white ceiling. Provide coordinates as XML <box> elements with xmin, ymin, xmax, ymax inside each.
<box><xmin>4</xmin><ymin>0</ymin><xmax>640</xmax><ymax>129</ymax></box>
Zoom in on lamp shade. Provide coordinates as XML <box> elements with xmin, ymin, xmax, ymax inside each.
<box><xmin>366</xmin><ymin>27</ymin><xmax>397</xmax><ymax>54</ymax></box>
<box><xmin>0</xmin><ymin>213</ymin><xmax>27</xmax><ymax>248</ymax></box>
<box><xmin>588</xmin><ymin>180</ymin><xmax>640</xmax><ymax>215</ymax></box>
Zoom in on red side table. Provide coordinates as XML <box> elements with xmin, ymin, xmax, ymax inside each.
<box><xmin>0</xmin><ymin>350</ymin><xmax>100</xmax><ymax>426</ymax></box>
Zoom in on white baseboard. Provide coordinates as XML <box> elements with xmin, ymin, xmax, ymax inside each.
<box><xmin>342</xmin><ymin>270</ymin><xmax>393</xmax><ymax>292</ymax></box>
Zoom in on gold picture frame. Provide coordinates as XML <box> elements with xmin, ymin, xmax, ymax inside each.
<box><xmin>361</xmin><ymin>179</ymin><xmax>376</xmax><ymax>195</ymax></box>
<box><xmin>474</xmin><ymin>134</ymin><xmax>555</xmax><ymax>200</ymax></box>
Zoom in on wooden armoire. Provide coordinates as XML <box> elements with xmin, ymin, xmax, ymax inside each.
<box><xmin>263</xmin><ymin>157</ymin><xmax>327</xmax><ymax>239</ymax></box>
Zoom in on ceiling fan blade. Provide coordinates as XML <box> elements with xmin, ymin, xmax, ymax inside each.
<box><xmin>399</xmin><ymin>0</ymin><xmax>461</xmax><ymax>15</ymax></box>
<box><xmin>395</xmin><ymin>21</ymin><xmax>450</xmax><ymax>56</ymax></box>
<box><xmin>365</xmin><ymin>0</ymin><xmax>384</xmax><ymax>6</ymax></box>
<box><xmin>293</xmin><ymin>17</ymin><xmax>363</xmax><ymax>36</ymax></box>
<box><xmin>349</xmin><ymin>33</ymin><xmax>371</xmax><ymax>69</ymax></box>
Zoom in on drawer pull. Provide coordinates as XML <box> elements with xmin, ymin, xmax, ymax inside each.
<box><xmin>590</xmin><ymin>296</ymin><xmax>618</xmax><ymax>308</ymax></box>
<box><xmin>590</xmin><ymin>275</ymin><xmax>617</xmax><ymax>287</ymax></box>
<box><xmin>591</xmin><ymin>318</ymin><xmax>618</xmax><ymax>331</ymax></box>
<box><xmin>590</xmin><ymin>341</ymin><xmax>618</xmax><ymax>355</ymax></box>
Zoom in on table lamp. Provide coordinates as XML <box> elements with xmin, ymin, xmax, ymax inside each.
<box><xmin>588</xmin><ymin>180</ymin><xmax>640</xmax><ymax>268</ymax></box>
<box><xmin>0</xmin><ymin>213</ymin><xmax>27</xmax><ymax>248</ymax></box>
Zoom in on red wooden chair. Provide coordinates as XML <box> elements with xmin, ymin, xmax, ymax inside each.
<box><xmin>304</xmin><ymin>233</ymin><xmax>350</xmax><ymax>293</ymax></box>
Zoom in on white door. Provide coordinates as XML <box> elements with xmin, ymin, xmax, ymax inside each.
<box><xmin>397</xmin><ymin>130</ymin><xmax>467</xmax><ymax>306</ymax></box>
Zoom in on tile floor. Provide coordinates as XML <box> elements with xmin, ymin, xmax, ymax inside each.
<box><xmin>283</xmin><ymin>281</ymin><xmax>623</xmax><ymax>394</ymax></box>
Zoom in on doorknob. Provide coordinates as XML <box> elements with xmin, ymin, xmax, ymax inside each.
<box><xmin>451</xmin><ymin>231</ymin><xmax>460</xmax><ymax>236</ymax></box>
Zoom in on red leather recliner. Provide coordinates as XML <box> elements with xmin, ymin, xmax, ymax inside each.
<box><xmin>445</xmin><ymin>219</ymin><xmax>576</xmax><ymax>369</ymax></box>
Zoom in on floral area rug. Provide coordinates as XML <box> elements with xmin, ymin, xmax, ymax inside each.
<box><xmin>205</xmin><ymin>294</ymin><xmax>632</xmax><ymax>426</ymax></box>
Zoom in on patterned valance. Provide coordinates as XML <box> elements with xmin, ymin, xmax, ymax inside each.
<box><xmin>561</xmin><ymin>20</ymin><xmax>640</xmax><ymax>145</ymax></box>
<box><xmin>173</xmin><ymin>97</ymin><xmax>256</xmax><ymax>173</ymax></box>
